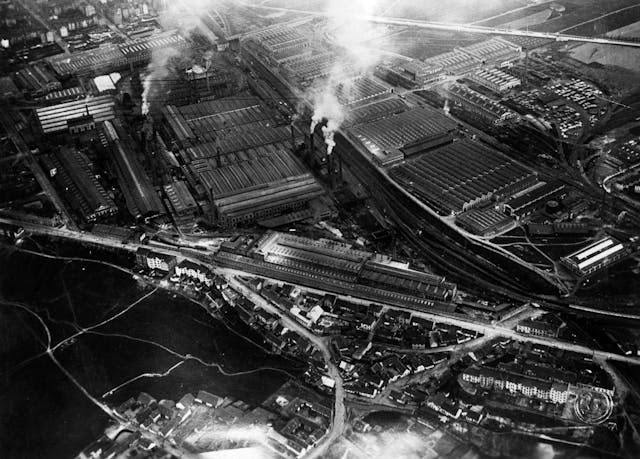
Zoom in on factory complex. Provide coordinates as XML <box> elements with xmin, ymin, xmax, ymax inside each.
<box><xmin>216</xmin><ymin>232</ymin><xmax>457</xmax><ymax>313</ymax></box>
<box><xmin>161</xmin><ymin>96</ymin><xmax>327</xmax><ymax>228</ymax></box>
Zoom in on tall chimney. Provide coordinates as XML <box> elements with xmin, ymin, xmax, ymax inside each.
<box><xmin>290</xmin><ymin>123</ymin><xmax>296</xmax><ymax>153</ymax></box>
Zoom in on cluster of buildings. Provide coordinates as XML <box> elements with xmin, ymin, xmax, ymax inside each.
<box><xmin>374</xmin><ymin>309</ymin><xmax>481</xmax><ymax>349</ymax></box>
<box><xmin>161</xmin><ymin>96</ymin><xmax>326</xmax><ymax>228</ymax></box>
<box><xmin>216</xmin><ymin>231</ymin><xmax>458</xmax><ymax>313</ymax></box>
<box><xmin>445</xmin><ymin>83</ymin><xmax>518</xmax><ymax>126</ymax></box>
<box><xmin>13</xmin><ymin>63</ymin><xmax>61</xmax><ymax>98</ymax></box>
<box><xmin>502</xmin><ymin>180</ymin><xmax>566</xmax><ymax>220</ymax></box>
<box><xmin>41</xmin><ymin>146</ymin><xmax>117</xmax><ymax>223</ymax></box>
<box><xmin>469</xmin><ymin>68</ymin><xmax>521</xmax><ymax>94</ymax></box>
<box><xmin>80</xmin><ymin>381</ymin><xmax>331</xmax><ymax>459</ymax></box>
<box><xmin>390</xmin><ymin>139</ymin><xmax>538</xmax><ymax>216</ymax></box>
<box><xmin>46</xmin><ymin>31</ymin><xmax>187</xmax><ymax>77</ymax></box>
<box><xmin>461</xmin><ymin>359</ymin><xmax>614</xmax><ymax>411</ymax></box>
<box><xmin>516</xmin><ymin>314</ymin><xmax>564</xmax><ymax>338</ymax></box>
<box><xmin>381</xmin><ymin>37</ymin><xmax>523</xmax><ymax>87</ymax></box>
<box><xmin>35</xmin><ymin>95</ymin><xmax>116</xmax><ymax>135</ymax></box>
<box><xmin>1</xmin><ymin>4</ymin><xmax>39</xmax><ymax>48</ymax></box>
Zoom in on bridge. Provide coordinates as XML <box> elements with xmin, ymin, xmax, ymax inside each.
<box><xmin>243</xmin><ymin>3</ymin><xmax>640</xmax><ymax>49</ymax></box>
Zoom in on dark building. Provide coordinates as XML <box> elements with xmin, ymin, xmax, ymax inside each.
<box><xmin>41</xmin><ymin>146</ymin><xmax>117</xmax><ymax>223</ymax></box>
<box><xmin>103</xmin><ymin>120</ymin><xmax>164</xmax><ymax>219</ymax></box>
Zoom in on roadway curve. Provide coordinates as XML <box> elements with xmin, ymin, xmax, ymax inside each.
<box><xmin>228</xmin><ymin>277</ymin><xmax>346</xmax><ymax>458</ymax></box>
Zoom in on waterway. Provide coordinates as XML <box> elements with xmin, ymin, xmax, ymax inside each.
<box><xmin>0</xmin><ymin>243</ymin><xmax>305</xmax><ymax>458</ymax></box>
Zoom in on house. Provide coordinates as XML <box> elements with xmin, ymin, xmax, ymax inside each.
<box><xmin>174</xmin><ymin>260</ymin><xmax>212</xmax><ymax>285</ymax></box>
<box><xmin>195</xmin><ymin>390</ymin><xmax>223</xmax><ymax>408</ymax></box>
<box><xmin>136</xmin><ymin>248</ymin><xmax>177</xmax><ymax>272</ymax></box>
<box><xmin>176</xmin><ymin>393</ymin><xmax>195</xmax><ymax>410</ymax></box>
<box><xmin>358</xmin><ymin>316</ymin><xmax>376</xmax><ymax>332</ymax></box>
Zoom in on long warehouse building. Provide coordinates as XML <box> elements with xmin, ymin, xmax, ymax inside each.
<box><xmin>103</xmin><ymin>120</ymin><xmax>164</xmax><ymax>219</ymax></box>
<box><xmin>216</xmin><ymin>232</ymin><xmax>458</xmax><ymax>313</ymax></box>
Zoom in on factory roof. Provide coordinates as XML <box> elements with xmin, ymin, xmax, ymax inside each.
<box><xmin>214</xmin><ymin>177</ymin><xmax>324</xmax><ymax>218</ymax></box>
<box><xmin>391</xmin><ymin>139</ymin><xmax>536</xmax><ymax>215</ymax></box>
<box><xmin>563</xmin><ymin>237</ymin><xmax>628</xmax><ymax>274</ymax></box>
<box><xmin>190</xmin><ymin>146</ymin><xmax>309</xmax><ymax>199</ymax></box>
<box><xmin>35</xmin><ymin>95</ymin><xmax>115</xmax><ymax>134</ymax></box>
<box><xmin>164</xmin><ymin>180</ymin><xmax>197</xmax><ymax>215</ymax></box>
<box><xmin>118</xmin><ymin>32</ymin><xmax>187</xmax><ymax>57</ymax></box>
<box><xmin>350</xmin><ymin>106</ymin><xmax>457</xmax><ymax>165</ymax></box>
<box><xmin>47</xmin><ymin>44</ymin><xmax>126</xmax><ymax>76</ymax></box>
<box><xmin>14</xmin><ymin>63</ymin><xmax>59</xmax><ymax>94</ymax></box>
<box><xmin>105</xmin><ymin>120</ymin><xmax>163</xmax><ymax>218</ymax></box>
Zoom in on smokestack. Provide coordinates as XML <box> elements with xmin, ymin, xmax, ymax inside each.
<box><xmin>290</xmin><ymin>123</ymin><xmax>296</xmax><ymax>153</ymax></box>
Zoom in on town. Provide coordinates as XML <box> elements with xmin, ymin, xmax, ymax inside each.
<box><xmin>2</xmin><ymin>0</ymin><xmax>640</xmax><ymax>458</ymax></box>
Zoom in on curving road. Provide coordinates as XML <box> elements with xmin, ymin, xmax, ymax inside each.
<box><xmin>228</xmin><ymin>277</ymin><xmax>346</xmax><ymax>458</ymax></box>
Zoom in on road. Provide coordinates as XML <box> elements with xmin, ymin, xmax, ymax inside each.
<box><xmin>229</xmin><ymin>277</ymin><xmax>345</xmax><ymax>459</ymax></box>
<box><xmin>244</xmin><ymin>3</ymin><xmax>640</xmax><ymax>48</ymax></box>
<box><xmin>6</xmin><ymin>214</ymin><xmax>640</xmax><ymax>361</ymax></box>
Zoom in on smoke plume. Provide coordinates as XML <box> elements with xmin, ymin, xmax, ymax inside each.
<box><xmin>141</xmin><ymin>0</ymin><xmax>222</xmax><ymax>114</ymax></box>
<box><xmin>141</xmin><ymin>46</ymin><xmax>179</xmax><ymax>115</ymax></box>
<box><xmin>309</xmin><ymin>0</ymin><xmax>382</xmax><ymax>151</ymax></box>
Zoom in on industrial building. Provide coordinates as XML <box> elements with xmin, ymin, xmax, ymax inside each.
<box><xmin>162</xmin><ymin>97</ymin><xmax>291</xmax><ymax>148</ymax></box>
<box><xmin>456</xmin><ymin>207</ymin><xmax>515</xmax><ymax>237</ymax></box>
<box><xmin>190</xmin><ymin>146</ymin><xmax>324</xmax><ymax>227</ymax></box>
<box><xmin>458</xmin><ymin>38</ymin><xmax>522</xmax><ymax>68</ymax></box>
<box><xmin>446</xmin><ymin>83</ymin><xmax>517</xmax><ymax>125</ymax></box>
<box><xmin>47</xmin><ymin>44</ymin><xmax>128</xmax><ymax>77</ymax></box>
<box><xmin>391</xmin><ymin>37</ymin><xmax>522</xmax><ymax>83</ymax></box>
<box><xmin>215</xmin><ymin>232</ymin><xmax>457</xmax><ymax>312</ymax></box>
<box><xmin>282</xmin><ymin>52</ymin><xmax>341</xmax><ymax>87</ymax></box>
<box><xmin>40</xmin><ymin>86</ymin><xmax>85</xmax><ymax>104</ymax></box>
<box><xmin>161</xmin><ymin>95</ymin><xmax>324</xmax><ymax>228</ymax></box>
<box><xmin>35</xmin><ymin>95</ymin><xmax>116</xmax><ymax>134</ymax></box>
<box><xmin>335</xmin><ymin>76</ymin><xmax>392</xmax><ymax>108</ymax></box>
<box><xmin>348</xmin><ymin>106</ymin><xmax>457</xmax><ymax>167</ymax></box>
<box><xmin>470</xmin><ymin>68</ymin><xmax>521</xmax><ymax>93</ymax></box>
<box><xmin>390</xmin><ymin>139</ymin><xmax>538</xmax><ymax>215</ymax></box>
<box><xmin>394</xmin><ymin>59</ymin><xmax>445</xmax><ymax>85</ymax></box>
<box><xmin>346</xmin><ymin>98</ymin><xmax>408</xmax><ymax>126</ymax></box>
<box><xmin>163</xmin><ymin>180</ymin><xmax>198</xmax><ymax>225</ymax></box>
<box><xmin>13</xmin><ymin>63</ymin><xmax>61</xmax><ymax>97</ymax></box>
<box><xmin>503</xmin><ymin>181</ymin><xmax>566</xmax><ymax>219</ymax></box>
<box><xmin>103</xmin><ymin>120</ymin><xmax>164</xmax><ymax>219</ymax></box>
<box><xmin>561</xmin><ymin>237</ymin><xmax>630</xmax><ymax>277</ymax></box>
<box><xmin>41</xmin><ymin>146</ymin><xmax>117</xmax><ymax>223</ymax></box>
<box><xmin>422</xmin><ymin>50</ymin><xmax>482</xmax><ymax>78</ymax></box>
<box><xmin>247</xmin><ymin>25</ymin><xmax>311</xmax><ymax>63</ymax></box>
<box><xmin>118</xmin><ymin>31</ymin><xmax>188</xmax><ymax>67</ymax></box>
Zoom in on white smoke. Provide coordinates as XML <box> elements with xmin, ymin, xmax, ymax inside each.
<box><xmin>141</xmin><ymin>46</ymin><xmax>179</xmax><ymax>115</ymax></box>
<box><xmin>141</xmin><ymin>0</ymin><xmax>222</xmax><ymax>114</ymax></box>
<box><xmin>309</xmin><ymin>0</ymin><xmax>382</xmax><ymax>151</ymax></box>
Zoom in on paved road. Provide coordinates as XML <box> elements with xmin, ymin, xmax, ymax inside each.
<box><xmin>229</xmin><ymin>277</ymin><xmax>345</xmax><ymax>459</ymax></box>
<box><xmin>245</xmin><ymin>3</ymin><xmax>640</xmax><ymax>48</ymax></box>
<box><xmin>5</xmin><ymin>215</ymin><xmax>640</xmax><ymax>370</ymax></box>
